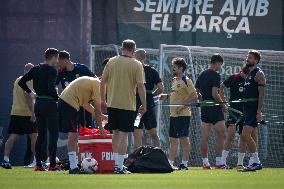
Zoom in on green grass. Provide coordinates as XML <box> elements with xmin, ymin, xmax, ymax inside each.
<box><xmin>0</xmin><ymin>167</ymin><xmax>283</xmax><ymax>189</ymax></box>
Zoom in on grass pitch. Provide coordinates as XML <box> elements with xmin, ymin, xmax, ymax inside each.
<box><xmin>0</xmin><ymin>167</ymin><xmax>283</xmax><ymax>189</ymax></box>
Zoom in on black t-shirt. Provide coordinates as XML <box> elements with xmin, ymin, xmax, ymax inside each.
<box><xmin>223</xmin><ymin>72</ymin><xmax>245</xmax><ymax>110</ymax></box>
<box><xmin>195</xmin><ymin>69</ymin><xmax>221</xmax><ymax>101</ymax></box>
<box><xmin>56</xmin><ymin>63</ymin><xmax>94</xmax><ymax>89</ymax></box>
<box><xmin>18</xmin><ymin>64</ymin><xmax>58</xmax><ymax>100</ymax></box>
<box><xmin>136</xmin><ymin>65</ymin><xmax>162</xmax><ymax>108</ymax></box>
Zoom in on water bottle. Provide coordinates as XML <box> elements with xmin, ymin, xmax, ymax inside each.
<box><xmin>134</xmin><ymin>113</ymin><xmax>142</xmax><ymax>127</ymax></box>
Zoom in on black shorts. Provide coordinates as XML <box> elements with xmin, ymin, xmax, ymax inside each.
<box><xmin>107</xmin><ymin>107</ymin><xmax>136</xmax><ymax>132</ymax></box>
<box><xmin>243</xmin><ymin>108</ymin><xmax>258</xmax><ymax>127</ymax></box>
<box><xmin>201</xmin><ymin>106</ymin><xmax>224</xmax><ymax>125</ymax></box>
<box><xmin>226</xmin><ymin>115</ymin><xmax>244</xmax><ymax>134</ymax></box>
<box><xmin>8</xmin><ymin>115</ymin><xmax>37</xmax><ymax>135</ymax></box>
<box><xmin>135</xmin><ymin>107</ymin><xmax>157</xmax><ymax>130</ymax></box>
<box><xmin>58</xmin><ymin>99</ymin><xmax>78</xmax><ymax>133</ymax></box>
<box><xmin>77</xmin><ymin>107</ymin><xmax>92</xmax><ymax>127</ymax></box>
<box><xmin>169</xmin><ymin>116</ymin><xmax>190</xmax><ymax>138</ymax></box>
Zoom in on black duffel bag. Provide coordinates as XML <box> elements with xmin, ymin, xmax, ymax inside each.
<box><xmin>125</xmin><ymin>146</ymin><xmax>173</xmax><ymax>173</ymax></box>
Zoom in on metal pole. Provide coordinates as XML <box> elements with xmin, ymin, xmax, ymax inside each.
<box><xmin>157</xmin><ymin>44</ymin><xmax>165</xmax><ymax>137</ymax></box>
<box><xmin>89</xmin><ymin>45</ymin><xmax>94</xmax><ymax>72</ymax></box>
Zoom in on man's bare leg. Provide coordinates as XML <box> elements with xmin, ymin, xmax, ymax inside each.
<box><xmin>241</xmin><ymin>126</ymin><xmax>260</xmax><ymax>166</ymax></box>
<box><xmin>117</xmin><ymin>131</ymin><xmax>128</xmax><ymax>170</ymax></box>
<box><xmin>148</xmin><ymin>128</ymin><xmax>161</xmax><ymax>148</ymax></box>
<box><xmin>3</xmin><ymin>134</ymin><xmax>19</xmax><ymax>163</ymax></box>
<box><xmin>222</xmin><ymin>124</ymin><xmax>236</xmax><ymax>165</ymax></box>
<box><xmin>214</xmin><ymin>120</ymin><xmax>225</xmax><ymax>166</ymax></box>
<box><xmin>133</xmin><ymin>129</ymin><xmax>142</xmax><ymax>149</ymax></box>
<box><xmin>180</xmin><ymin>137</ymin><xmax>190</xmax><ymax>167</ymax></box>
<box><xmin>168</xmin><ymin>137</ymin><xmax>178</xmax><ymax>167</ymax></box>
<box><xmin>201</xmin><ymin>122</ymin><xmax>212</xmax><ymax>166</ymax></box>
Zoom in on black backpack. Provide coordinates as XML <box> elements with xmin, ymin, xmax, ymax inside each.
<box><xmin>125</xmin><ymin>146</ymin><xmax>173</xmax><ymax>173</ymax></box>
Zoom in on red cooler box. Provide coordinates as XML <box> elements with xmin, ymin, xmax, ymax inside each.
<box><xmin>78</xmin><ymin>134</ymin><xmax>114</xmax><ymax>174</ymax></box>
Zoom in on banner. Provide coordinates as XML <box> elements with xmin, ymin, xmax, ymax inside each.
<box><xmin>118</xmin><ymin>0</ymin><xmax>283</xmax><ymax>49</ymax></box>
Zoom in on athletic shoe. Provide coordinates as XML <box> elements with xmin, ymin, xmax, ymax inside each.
<box><xmin>48</xmin><ymin>165</ymin><xmax>64</xmax><ymax>171</ymax></box>
<box><xmin>171</xmin><ymin>165</ymin><xmax>178</xmax><ymax>170</ymax></box>
<box><xmin>238</xmin><ymin>167</ymin><xmax>256</xmax><ymax>172</ymax></box>
<box><xmin>254</xmin><ymin>163</ymin><xmax>263</xmax><ymax>170</ymax></box>
<box><xmin>239</xmin><ymin>163</ymin><xmax>262</xmax><ymax>172</ymax></box>
<box><xmin>69</xmin><ymin>167</ymin><xmax>86</xmax><ymax>174</ymax></box>
<box><xmin>248</xmin><ymin>163</ymin><xmax>263</xmax><ymax>171</ymax></box>
<box><xmin>42</xmin><ymin>161</ymin><xmax>49</xmax><ymax>169</ymax></box>
<box><xmin>215</xmin><ymin>164</ymin><xmax>232</xmax><ymax>169</ymax></box>
<box><xmin>77</xmin><ymin>163</ymin><xmax>82</xmax><ymax>169</ymax></box>
<box><xmin>34</xmin><ymin>166</ymin><xmax>46</xmax><ymax>171</ymax></box>
<box><xmin>114</xmin><ymin>167</ymin><xmax>131</xmax><ymax>174</ymax></box>
<box><xmin>203</xmin><ymin>164</ymin><xmax>212</xmax><ymax>170</ymax></box>
<box><xmin>1</xmin><ymin>160</ymin><xmax>12</xmax><ymax>169</ymax></box>
<box><xmin>235</xmin><ymin>165</ymin><xmax>245</xmax><ymax>170</ymax></box>
<box><xmin>24</xmin><ymin>161</ymin><xmax>36</xmax><ymax>168</ymax></box>
<box><xmin>178</xmin><ymin>164</ymin><xmax>188</xmax><ymax>171</ymax></box>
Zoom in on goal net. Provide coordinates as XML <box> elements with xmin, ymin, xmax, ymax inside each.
<box><xmin>90</xmin><ymin>44</ymin><xmax>284</xmax><ymax>167</ymax></box>
<box><xmin>89</xmin><ymin>44</ymin><xmax>119</xmax><ymax>75</ymax></box>
<box><xmin>158</xmin><ymin>45</ymin><xmax>284</xmax><ymax>167</ymax></box>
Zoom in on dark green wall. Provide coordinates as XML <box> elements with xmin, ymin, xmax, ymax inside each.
<box><xmin>93</xmin><ymin>0</ymin><xmax>284</xmax><ymax>51</ymax></box>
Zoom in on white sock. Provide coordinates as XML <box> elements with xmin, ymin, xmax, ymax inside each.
<box><xmin>4</xmin><ymin>156</ymin><xmax>9</xmax><ymax>162</ymax></box>
<box><xmin>113</xmin><ymin>153</ymin><xmax>118</xmax><ymax>167</ymax></box>
<box><xmin>181</xmin><ymin>160</ymin><xmax>188</xmax><ymax>166</ymax></box>
<box><xmin>32</xmin><ymin>156</ymin><xmax>36</xmax><ymax>163</ymax></box>
<box><xmin>168</xmin><ymin>159</ymin><xmax>174</xmax><ymax>166</ymax></box>
<box><xmin>249</xmin><ymin>157</ymin><xmax>254</xmax><ymax>166</ymax></box>
<box><xmin>252</xmin><ymin>152</ymin><xmax>260</xmax><ymax>164</ymax></box>
<box><xmin>202</xmin><ymin>158</ymin><xmax>209</xmax><ymax>165</ymax></box>
<box><xmin>76</xmin><ymin>155</ymin><xmax>78</xmax><ymax>165</ymax></box>
<box><xmin>221</xmin><ymin>150</ymin><xmax>229</xmax><ymax>165</ymax></box>
<box><xmin>216</xmin><ymin>157</ymin><xmax>222</xmax><ymax>165</ymax></box>
<box><xmin>68</xmin><ymin>151</ymin><xmax>78</xmax><ymax>170</ymax></box>
<box><xmin>117</xmin><ymin>155</ymin><xmax>125</xmax><ymax>170</ymax></box>
<box><xmin>123</xmin><ymin>154</ymin><xmax>128</xmax><ymax>159</ymax></box>
<box><xmin>237</xmin><ymin>153</ymin><xmax>245</xmax><ymax>165</ymax></box>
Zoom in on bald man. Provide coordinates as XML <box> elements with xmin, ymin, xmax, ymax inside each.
<box><xmin>133</xmin><ymin>49</ymin><xmax>164</xmax><ymax>149</ymax></box>
<box><xmin>2</xmin><ymin>63</ymin><xmax>37</xmax><ymax>169</ymax></box>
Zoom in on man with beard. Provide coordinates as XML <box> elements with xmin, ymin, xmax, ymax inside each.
<box><xmin>241</xmin><ymin>50</ymin><xmax>265</xmax><ymax>171</ymax></box>
<box><xmin>219</xmin><ymin>66</ymin><xmax>258</xmax><ymax>169</ymax></box>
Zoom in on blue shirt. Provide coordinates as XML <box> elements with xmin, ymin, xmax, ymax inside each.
<box><xmin>56</xmin><ymin>63</ymin><xmax>95</xmax><ymax>89</ymax></box>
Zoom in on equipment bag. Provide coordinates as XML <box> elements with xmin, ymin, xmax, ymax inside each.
<box><xmin>125</xmin><ymin>146</ymin><xmax>173</xmax><ymax>173</ymax></box>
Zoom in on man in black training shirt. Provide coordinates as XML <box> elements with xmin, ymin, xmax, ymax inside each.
<box><xmin>220</xmin><ymin>66</ymin><xmax>252</xmax><ymax>169</ymax></box>
<box><xmin>195</xmin><ymin>54</ymin><xmax>228</xmax><ymax>169</ymax></box>
<box><xmin>133</xmin><ymin>49</ymin><xmax>164</xmax><ymax>149</ymax></box>
<box><xmin>56</xmin><ymin>50</ymin><xmax>95</xmax><ymax>128</ymax></box>
<box><xmin>19</xmin><ymin>48</ymin><xmax>61</xmax><ymax>171</ymax></box>
<box><xmin>241</xmin><ymin>50</ymin><xmax>265</xmax><ymax>171</ymax></box>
